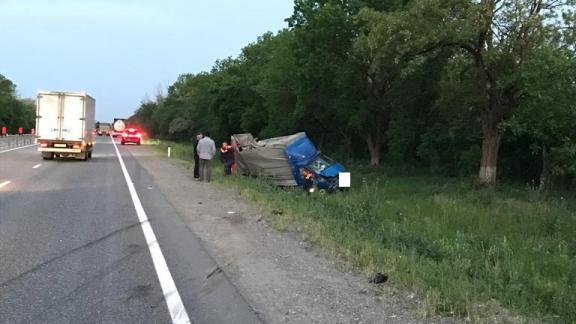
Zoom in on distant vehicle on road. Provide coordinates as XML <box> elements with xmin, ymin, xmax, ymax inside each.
<box><xmin>36</xmin><ymin>91</ymin><xmax>95</xmax><ymax>160</ymax></box>
<box><xmin>121</xmin><ymin>127</ymin><xmax>142</xmax><ymax>145</ymax></box>
<box><xmin>96</xmin><ymin>122</ymin><xmax>111</xmax><ymax>136</ymax></box>
<box><xmin>111</xmin><ymin>118</ymin><xmax>127</xmax><ymax>137</ymax></box>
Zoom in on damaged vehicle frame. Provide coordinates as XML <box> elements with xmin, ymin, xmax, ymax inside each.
<box><xmin>231</xmin><ymin>132</ymin><xmax>346</xmax><ymax>192</ymax></box>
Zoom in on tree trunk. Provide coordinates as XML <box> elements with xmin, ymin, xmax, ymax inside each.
<box><xmin>478</xmin><ymin>113</ymin><xmax>503</xmax><ymax>185</ymax></box>
<box><xmin>317</xmin><ymin>133</ymin><xmax>325</xmax><ymax>151</ymax></box>
<box><xmin>365</xmin><ymin>133</ymin><xmax>381</xmax><ymax>166</ymax></box>
<box><xmin>343</xmin><ymin>134</ymin><xmax>353</xmax><ymax>159</ymax></box>
<box><xmin>539</xmin><ymin>143</ymin><xmax>548</xmax><ymax>191</ymax></box>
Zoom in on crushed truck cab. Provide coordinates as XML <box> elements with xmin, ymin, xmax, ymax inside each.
<box><xmin>232</xmin><ymin>132</ymin><xmax>346</xmax><ymax>191</ymax></box>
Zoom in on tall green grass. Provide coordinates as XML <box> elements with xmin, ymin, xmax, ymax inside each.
<box><xmin>149</xmin><ymin>139</ymin><xmax>195</xmax><ymax>161</ymax></box>
<box><xmin>150</xmin><ymin>140</ymin><xmax>576</xmax><ymax>322</ymax></box>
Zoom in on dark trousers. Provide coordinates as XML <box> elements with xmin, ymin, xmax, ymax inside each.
<box><xmin>223</xmin><ymin>162</ymin><xmax>233</xmax><ymax>175</ymax></box>
<box><xmin>199</xmin><ymin>159</ymin><xmax>212</xmax><ymax>182</ymax></box>
<box><xmin>194</xmin><ymin>156</ymin><xmax>200</xmax><ymax>178</ymax></box>
<box><xmin>303</xmin><ymin>178</ymin><xmax>314</xmax><ymax>193</ymax></box>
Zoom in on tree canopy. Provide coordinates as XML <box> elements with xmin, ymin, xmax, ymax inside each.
<box><xmin>0</xmin><ymin>74</ymin><xmax>35</xmax><ymax>133</ymax></box>
<box><xmin>130</xmin><ymin>0</ymin><xmax>576</xmax><ymax>187</ymax></box>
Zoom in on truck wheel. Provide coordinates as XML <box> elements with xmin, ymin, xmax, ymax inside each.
<box><xmin>88</xmin><ymin>151</ymin><xmax>93</xmax><ymax>159</ymax></box>
<box><xmin>42</xmin><ymin>152</ymin><xmax>54</xmax><ymax>160</ymax></box>
<box><xmin>137</xmin><ymin>140</ymin><xmax>141</xmax><ymax>146</ymax></box>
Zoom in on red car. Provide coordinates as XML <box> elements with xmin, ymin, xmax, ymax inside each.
<box><xmin>120</xmin><ymin>128</ymin><xmax>142</xmax><ymax>145</ymax></box>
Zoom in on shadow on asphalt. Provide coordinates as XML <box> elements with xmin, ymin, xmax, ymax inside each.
<box><xmin>43</xmin><ymin>155</ymin><xmax>118</xmax><ymax>163</ymax></box>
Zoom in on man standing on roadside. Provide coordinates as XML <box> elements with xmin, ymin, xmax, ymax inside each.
<box><xmin>197</xmin><ymin>131</ymin><xmax>216</xmax><ymax>182</ymax></box>
<box><xmin>193</xmin><ymin>132</ymin><xmax>203</xmax><ymax>180</ymax></box>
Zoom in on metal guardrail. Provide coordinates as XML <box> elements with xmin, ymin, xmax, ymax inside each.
<box><xmin>0</xmin><ymin>135</ymin><xmax>36</xmax><ymax>150</ymax></box>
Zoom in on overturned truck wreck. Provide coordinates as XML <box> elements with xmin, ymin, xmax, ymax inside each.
<box><xmin>231</xmin><ymin>132</ymin><xmax>346</xmax><ymax>191</ymax></box>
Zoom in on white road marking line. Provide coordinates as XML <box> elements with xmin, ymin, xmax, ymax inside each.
<box><xmin>0</xmin><ymin>181</ymin><xmax>12</xmax><ymax>189</ymax></box>
<box><xmin>111</xmin><ymin>137</ymin><xmax>191</xmax><ymax>324</ymax></box>
<box><xmin>0</xmin><ymin>144</ymin><xmax>37</xmax><ymax>154</ymax></box>
<box><xmin>33</xmin><ymin>164</ymin><xmax>42</xmax><ymax>169</ymax></box>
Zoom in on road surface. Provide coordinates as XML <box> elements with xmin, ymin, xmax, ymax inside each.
<box><xmin>0</xmin><ymin>137</ymin><xmax>261</xmax><ymax>324</ymax></box>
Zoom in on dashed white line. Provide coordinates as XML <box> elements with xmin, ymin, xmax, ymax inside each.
<box><xmin>0</xmin><ymin>181</ymin><xmax>11</xmax><ymax>189</ymax></box>
<box><xmin>0</xmin><ymin>144</ymin><xmax>37</xmax><ymax>154</ymax></box>
<box><xmin>111</xmin><ymin>137</ymin><xmax>191</xmax><ymax>324</ymax></box>
<box><xmin>33</xmin><ymin>164</ymin><xmax>42</xmax><ymax>169</ymax></box>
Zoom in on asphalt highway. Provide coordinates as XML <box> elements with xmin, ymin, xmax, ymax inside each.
<box><xmin>0</xmin><ymin>137</ymin><xmax>260</xmax><ymax>324</ymax></box>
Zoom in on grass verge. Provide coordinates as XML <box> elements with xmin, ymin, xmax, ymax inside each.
<box><xmin>150</xmin><ymin>140</ymin><xmax>576</xmax><ymax>322</ymax></box>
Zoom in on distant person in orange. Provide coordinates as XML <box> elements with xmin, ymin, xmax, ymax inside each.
<box><xmin>219</xmin><ymin>142</ymin><xmax>235</xmax><ymax>175</ymax></box>
<box><xmin>301</xmin><ymin>168</ymin><xmax>315</xmax><ymax>194</ymax></box>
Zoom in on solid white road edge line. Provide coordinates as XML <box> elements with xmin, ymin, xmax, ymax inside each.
<box><xmin>33</xmin><ymin>164</ymin><xmax>42</xmax><ymax>169</ymax></box>
<box><xmin>111</xmin><ymin>137</ymin><xmax>191</xmax><ymax>324</ymax></box>
<box><xmin>0</xmin><ymin>181</ymin><xmax>12</xmax><ymax>189</ymax></box>
<box><xmin>0</xmin><ymin>144</ymin><xmax>37</xmax><ymax>154</ymax></box>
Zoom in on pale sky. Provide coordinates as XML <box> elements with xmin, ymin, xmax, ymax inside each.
<box><xmin>0</xmin><ymin>0</ymin><xmax>294</xmax><ymax>121</ymax></box>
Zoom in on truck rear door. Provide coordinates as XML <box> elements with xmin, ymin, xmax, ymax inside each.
<box><xmin>61</xmin><ymin>94</ymin><xmax>86</xmax><ymax>141</ymax></box>
<box><xmin>36</xmin><ymin>93</ymin><xmax>61</xmax><ymax>140</ymax></box>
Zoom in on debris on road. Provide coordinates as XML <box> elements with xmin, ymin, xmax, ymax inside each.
<box><xmin>369</xmin><ymin>272</ymin><xmax>388</xmax><ymax>284</ymax></box>
<box><xmin>206</xmin><ymin>266</ymin><xmax>223</xmax><ymax>279</ymax></box>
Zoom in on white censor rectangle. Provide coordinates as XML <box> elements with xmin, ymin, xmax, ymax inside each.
<box><xmin>339</xmin><ymin>172</ymin><xmax>351</xmax><ymax>187</ymax></box>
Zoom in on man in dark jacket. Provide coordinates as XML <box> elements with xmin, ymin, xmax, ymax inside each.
<box><xmin>193</xmin><ymin>132</ymin><xmax>203</xmax><ymax>179</ymax></box>
<box><xmin>219</xmin><ymin>142</ymin><xmax>235</xmax><ymax>175</ymax></box>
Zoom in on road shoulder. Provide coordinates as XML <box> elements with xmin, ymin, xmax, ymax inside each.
<box><xmin>129</xmin><ymin>147</ymin><xmax>448</xmax><ymax>324</ymax></box>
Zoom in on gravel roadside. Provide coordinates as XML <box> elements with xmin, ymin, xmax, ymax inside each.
<box><xmin>129</xmin><ymin>147</ymin><xmax>457</xmax><ymax>324</ymax></box>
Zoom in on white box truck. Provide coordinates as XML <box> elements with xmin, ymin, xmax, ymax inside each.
<box><xmin>36</xmin><ymin>91</ymin><xmax>96</xmax><ymax>160</ymax></box>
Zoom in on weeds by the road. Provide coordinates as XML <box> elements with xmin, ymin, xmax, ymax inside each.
<box><xmin>149</xmin><ymin>139</ymin><xmax>194</xmax><ymax>161</ymax></box>
<box><xmin>150</xmin><ymin>140</ymin><xmax>576</xmax><ymax>322</ymax></box>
